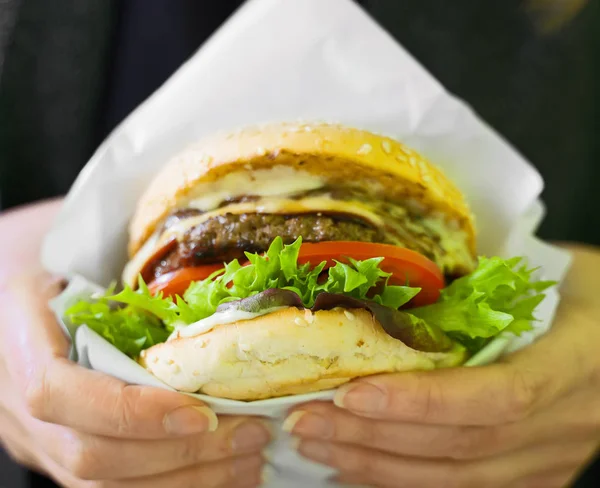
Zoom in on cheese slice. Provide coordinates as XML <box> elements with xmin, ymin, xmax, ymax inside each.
<box><xmin>123</xmin><ymin>196</ymin><xmax>384</xmax><ymax>286</ymax></box>
<box><xmin>165</xmin><ymin>196</ymin><xmax>383</xmax><ymax>242</ymax></box>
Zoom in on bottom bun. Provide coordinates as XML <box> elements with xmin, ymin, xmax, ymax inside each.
<box><xmin>139</xmin><ymin>307</ymin><xmax>467</xmax><ymax>401</ymax></box>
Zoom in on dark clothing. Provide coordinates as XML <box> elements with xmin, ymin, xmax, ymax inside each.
<box><xmin>1</xmin><ymin>0</ymin><xmax>600</xmax><ymax>246</ymax></box>
<box><xmin>0</xmin><ymin>1</ymin><xmax>598</xmax><ymax>487</ymax></box>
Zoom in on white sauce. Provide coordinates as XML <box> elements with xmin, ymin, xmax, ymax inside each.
<box><xmin>122</xmin><ymin>231</ymin><xmax>160</xmax><ymax>286</ymax></box>
<box><xmin>186</xmin><ymin>166</ymin><xmax>324</xmax><ymax>211</ymax></box>
<box><xmin>420</xmin><ymin>215</ymin><xmax>474</xmax><ymax>269</ymax></box>
<box><xmin>168</xmin><ymin>306</ymin><xmax>287</xmax><ymax>341</ymax></box>
<box><xmin>123</xmin><ymin>167</ymin><xmax>324</xmax><ymax>285</ymax></box>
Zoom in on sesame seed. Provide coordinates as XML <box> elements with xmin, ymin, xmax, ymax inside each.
<box><xmin>167</xmin><ymin>359</ymin><xmax>174</xmax><ymax>365</ymax></box>
<box><xmin>381</xmin><ymin>141</ymin><xmax>392</xmax><ymax>154</ymax></box>
<box><xmin>344</xmin><ymin>310</ymin><xmax>356</xmax><ymax>321</ymax></box>
<box><xmin>294</xmin><ymin>317</ymin><xmax>308</xmax><ymax>327</ymax></box>
<box><xmin>408</xmin><ymin>156</ymin><xmax>418</xmax><ymax>167</ymax></box>
<box><xmin>357</xmin><ymin>143</ymin><xmax>372</xmax><ymax>155</ymax></box>
<box><xmin>256</xmin><ymin>146</ymin><xmax>267</xmax><ymax>156</ymax></box>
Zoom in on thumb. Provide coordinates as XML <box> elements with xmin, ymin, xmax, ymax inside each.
<box><xmin>2</xmin><ymin>270</ymin><xmax>218</xmax><ymax>439</ymax></box>
<box><xmin>333</xmin><ymin>301</ymin><xmax>595</xmax><ymax>426</ymax></box>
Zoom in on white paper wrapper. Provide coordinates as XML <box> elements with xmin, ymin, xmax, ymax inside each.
<box><xmin>42</xmin><ymin>0</ymin><xmax>572</xmax><ymax>486</ymax></box>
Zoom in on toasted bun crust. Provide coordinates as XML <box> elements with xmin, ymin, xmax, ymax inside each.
<box><xmin>129</xmin><ymin>123</ymin><xmax>476</xmax><ymax>257</ymax></box>
<box><xmin>138</xmin><ymin>307</ymin><xmax>466</xmax><ymax>401</ymax></box>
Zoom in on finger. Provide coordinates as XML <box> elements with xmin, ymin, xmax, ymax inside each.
<box><xmin>331</xmin><ymin>365</ymin><xmax>543</xmax><ymax>426</ymax></box>
<box><xmin>286</xmin><ymin>386</ymin><xmax>600</xmax><ymax>460</ymax></box>
<box><xmin>508</xmin><ymin>469</ymin><xmax>579</xmax><ymax>488</ymax></box>
<box><xmin>333</xmin><ymin>473</ymin><xmax>375</xmax><ymax>488</ymax></box>
<box><xmin>109</xmin><ymin>454</ymin><xmax>264</xmax><ymax>488</ymax></box>
<box><xmin>332</xmin><ymin>304</ymin><xmax>600</xmax><ymax>426</ymax></box>
<box><xmin>37</xmin><ymin>416</ymin><xmax>270</xmax><ymax>480</ymax></box>
<box><xmin>21</xmin><ymin>357</ymin><xmax>218</xmax><ymax>438</ymax></box>
<box><xmin>2</xmin><ymin>273</ymin><xmax>218</xmax><ymax>439</ymax></box>
<box><xmin>296</xmin><ymin>439</ymin><xmax>598</xmax><ymax>488</ymax></box>
<box><xmin>0</xmin><ymin>402</ymin><xmax>41</xmax><ymax>472</ymax></box>
<box><xmin>284</xmin><ymin>402</ymin><xmax>503</xmax><ymax>460</ymax></box>
<box><xmin>39</xmin><ymin>450</ymin><xmax>265</xmax><ymax>488</ymax></box>
<box><xmin>298</xmin><ymin>439</ymin><xmax>467</xmax><ymax>488</ymax></box>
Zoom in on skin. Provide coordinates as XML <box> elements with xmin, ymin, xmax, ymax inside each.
<box><xmin>2</xmin><ymin>199</ymin><xmax>599</xmax><ymax>488</ymax></box>
<box><xmin>0</xmin><ymin>199</ymin><xmax>270</xmax><ymax>488</ymax></box>
<box><xmin>285</xmin><ymin>244</ymin><xmax>600</xmax><ymax>487</ymax></box>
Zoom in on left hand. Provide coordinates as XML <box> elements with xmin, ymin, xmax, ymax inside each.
<box><xmin>283</xmin><ymin>245</ymin><xmax>600</xmax><ymax>488</ymax></box>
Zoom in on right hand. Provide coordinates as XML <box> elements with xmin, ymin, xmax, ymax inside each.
<box><xmin>0</xmin><ymin>269</ymin><xmax>270</xmax><ymax>488</ymax></box>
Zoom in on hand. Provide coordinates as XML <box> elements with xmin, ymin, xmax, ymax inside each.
<box><xmin>0</xmin><ymin>201</ymin><xmax>270</xmax><ymax>488</ymax></box>
<box><xmin>284</xmin><ymin>245</ymin><xmax>600</xmax><ymax>488</ymax></box>
<box><xmin>0</xmin><ymin>270</ymin><xmax>270</xmax><ymax>488</ymax></box>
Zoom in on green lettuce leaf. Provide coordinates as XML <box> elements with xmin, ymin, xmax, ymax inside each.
<box><xmin>66</xmin><ymin>237</ymin><xmax>418</xmax><ymax>357</ymax></box>
<box><xmin>65</xmin><ymin>238</ymin><xmax>555</xmax><ymax>359</ymax></box>
<box><xmin>182</xmin><ymin>237</ymin><xmax>419</xmax><ymax>318</ymax></box>
<box><xmin>409</xmin><ymin>256</ymin><xmax>556</xmax><ymax>353</ymax></box>
<box><xmin>65</xmin><ymin>296</ymin><xmax>170</xmax><ymax>358</ymax></box>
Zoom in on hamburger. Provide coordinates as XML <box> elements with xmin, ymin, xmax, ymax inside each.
<box><xmin>66</xmin><ymin>123</ymin><xmax>553</xmax><ymax>401</ymax></box>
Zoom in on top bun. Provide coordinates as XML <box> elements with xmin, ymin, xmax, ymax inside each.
<box><xmin>129</xmin><ymin>122</ymin><xmax>475</xmax><ymax>258</ymax></box>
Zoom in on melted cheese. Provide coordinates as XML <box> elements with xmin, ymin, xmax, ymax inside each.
<box><xmin>168</xmin><ymin>306</ymin><xmax>287</xmax><ymax>341</ymax></box>
<box><xmin>163</xmin><ymin>196</ymin><xmax>384</xmax><ymax>243</ymax></box>
<box><xmin>123</xmin><ymin>195</ymin><xmax>385</xmax><ymax>286</ymax></box>
<box><xmin>420</xmin><ymin>215</ymin><xmax>475</xmax><ymax>272</ymax></box>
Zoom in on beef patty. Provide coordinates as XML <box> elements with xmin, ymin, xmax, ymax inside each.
<box><xmin>149</xmin><ymin>212</ymin><xmax>391</xmax><ymax>280</ymax></box>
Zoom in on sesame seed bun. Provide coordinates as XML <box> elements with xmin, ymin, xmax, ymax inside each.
<box><xmin>128</xmin><ymin>123</ymin><xmax>476</xmax><ymax>259</ymax></box>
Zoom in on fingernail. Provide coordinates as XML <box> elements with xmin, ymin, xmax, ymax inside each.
<box><xmin>297</xmin><ymin>439</ymin><xmax>331</xmax><ymax>464</ymax></box>
<box><xmin>163</xmin><ymin>405</ymin><xmax>218</xmax><ymax>435</ymax></box>
<box><xmin>334</xmin><ymin>383</ymin><xmax>387</xmax><ymax>413</ymax></box>
<box><xmin>282</xmin><ymin>411</ymin><xmax>334</xmax><ymax>438</ymax></box>
<box><xmin>232</xmin><ymin>421</ymin><xmax>271</xmax><ymax>453</ymax></box>
<box><xmin>282</xmin><ymin>411</ymin><xmax>306</xmax><ymax>432</ymax></box>
<box><xmin>330</xmin><ymin>474</ymin><xmax>368</xmax><ymax>487</ymax></box>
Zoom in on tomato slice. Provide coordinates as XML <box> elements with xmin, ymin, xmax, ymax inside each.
<box><xmin>297</xmin><ymin>242</ymin><xmax>444</xmax><ymax>306</ymax></box>
<box><xmin>148</xmin><ymin>265</ymin><xmax>224</xmax><ymax>298</ymax></box>
<box><xmin>148</xmin><ymin>241</ymin><xmax>444</xmax><ymax>307</ymax></box>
